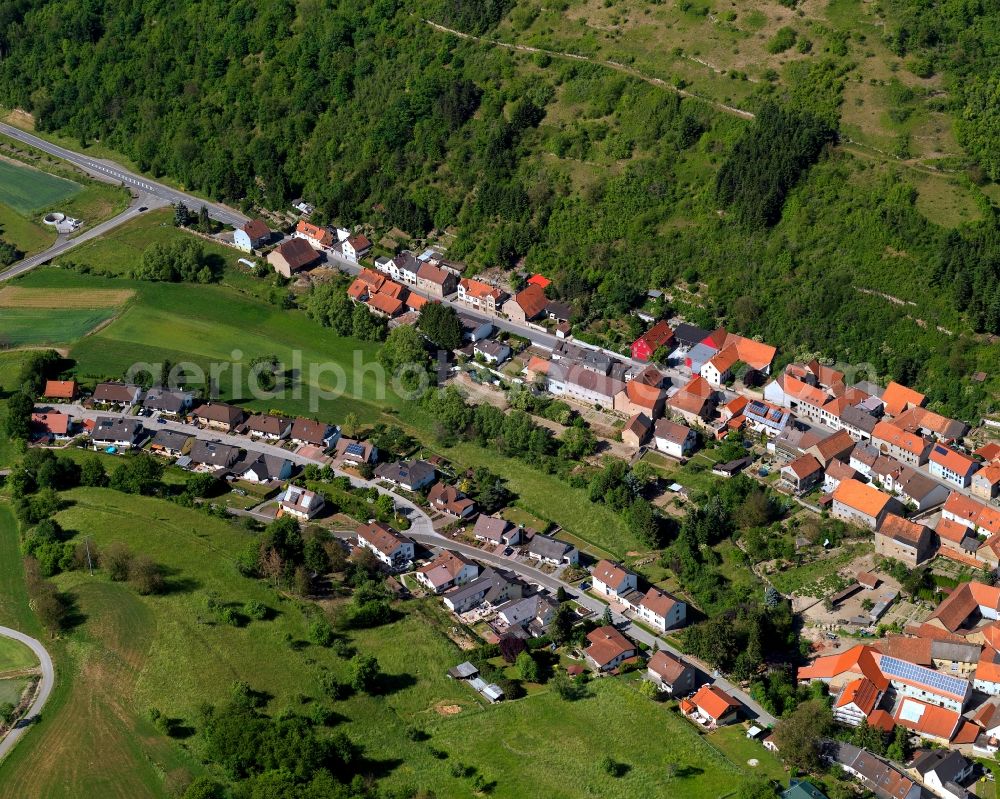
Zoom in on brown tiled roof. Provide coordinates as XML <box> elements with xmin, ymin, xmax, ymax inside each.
<box><xmin>785</xmin><ymin>453</ymin><xmax>823</xmax><ymax>479</ymax></box>
<box><xmin>873</xmin><ymin>635</ymin><xmax>933</xmax><ymax>666</ymax></box>
<box><xmin>812</xmin><ymin>429</ymin><xmax>855</xmax><ymax>463</ymax></box>
<box><xmin>585</xmin><ymin>626</ymin><xmax>634</xmax><ymax>666</ymax></box>
<box><xmin>246</xmin><ymin>414</ymin><xmax>290</xmax><ymax>435</ymax></box>
<box><xmin>647</xmin><ymin>650</ymin><xmax>689</xmax><ymax>683</ymax></box>
<box><xmin>878</xmin><ymin>513</ymin><xmax>930</xmax><ymax>548</ymax></box>
<box><xmin>291</xmin><ymin>418</ymin><xmax>332</xmax><ymax>445</ymax></box>
<box><xmin>275</xmin><ymin>237</ymin><xmax>321</xmax><ymax>269</ymax></box>
<box><xmin>639</xmin><ymin>587</ymin><xmax>680</xmax><ymax>618</ymax></box>
<box><xmin>511</xmin><ymin>284</ymin><xmax>547</xmax><ymax>319</ymax></box>
<box><xmin>357</xmin><ymin>522</ymin><xmax>410</xmax><ymax>557</ymax></box>
<box><xmin>243</xmin><ymin>218</ymin><xmax>270</xmax><ymax>240</ymax></box>
<box><xmin>592</xmin><ymin>560</ymin><xmax>631</xmax><ymax>588</ymax></box>
<box><xmin>654</xmin><ymin>418</ymin><xmax>693</xmax><ymax>446</ymax></box>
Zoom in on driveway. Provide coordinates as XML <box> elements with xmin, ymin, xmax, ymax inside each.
<box><xmin>0</xmin><ymin>626</ymin><xmax>55</xmax><ymax>761</ymax></box>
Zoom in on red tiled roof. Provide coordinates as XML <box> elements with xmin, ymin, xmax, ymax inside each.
<box><xmin>872</xmin><ymin>420</ymin><xmax>929</xmax><ymax>457</ymax></box>
<box><xmin>785</xmin><ymin>453</ymin><xmax>823</xmax><ymax>479</ymax></box>
<box><xmin>945</xmin><ymin>492</ymin><xmax>1000</xmax><ymax>536</ymax></box>
<box><xmin>43</xmin><ymin>379</ymin><xmax>76</xmax><ymax>399</ymax></box>
<box><xmin>878</xmin><ymin>513</ymin><xmax>929</xmax><ymax>548</ymax></box>
<box><xmin>893</xmin><ymin>697</ymin><xmax>961</xmax><ymax>741</ymax></box>
<box><xmin>527</xmin><ymin>274</ymin><xmax>551</xmax><ymax>288</ymax></box>
<box><xmin>585</xmin><ymin>626</ymin><xmax>635</xmax><ymax>666</ymax></box>
<box><xmin>797</xmin><ymin>644</ymin><xmax>889</xmax><ymax>691</ymax></box>
<box><xmin>832</xmin><ymin>479</ymin><xmax>893</xmax><ymax>519</ymax></box>
<box><xmin>460</xmin><ymin>278</ymin><xmax>502</xmax><ymax>301</ymax></box>
<box><xmin>367</xmin><ymin>293</ymin><xmax>404</xmax><ymax>316</ymax></box>
<box><xmin>636</xmin><ymin>320</ymin><xmax>675</xmax><ymax>351</ymax></box>
<box><xmin>692</xmin><ymin>684</ymin><xmax>740</xmax><ymax>720</ymax></box>
<box><xmin>510</xmin><ymin>284</ymin><xmax>548</xmax><ymax>319</ymax></box>
<box><xmin>882</xmin><ymin>381</ymin><xmax>926</xmax><ymax>416</ymax></box>
<box><xmin>592</xmin><ymin>559</ymin><xmax>632</xmax><ymax>588</ymax></box>
<box><xmin>929</xmin><ymin>443</ymin><xmax>977</xmax><ymax>475</ymax></box>
<box><xmin>31</xmin><ymin>412</ymin><xmax>69</xmax><ymax>435</ymax></box>
<box><xmin>835</xmin><ymin>677</ymin><xmax>880</xmax><ymax>715</ymax></box>
<box><xmin>296</xmin><ymin>220</ymin><xmax>334</xmax><ymax>247</ymax></box>
<box><xmin>638</xmin><ymin>587</ymin><xmax>680</xmax><ymax>618</ymax></box>
<box><xmin>975</xmin><ymin>442</ymin><xmax>1000</xmax><ymax>463</ymax></box>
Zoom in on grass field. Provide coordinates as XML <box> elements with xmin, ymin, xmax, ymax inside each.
<box><xmin>0</xmin><ymin>636</ymin><xmax>38</xmax><ymax>672</ymax></box>
<box><xmin>0</xmin><ymin>352</ymin><xmax>33</xmax><ymax>467</ymax></box>
<box><xmin>0</xmin><ymin>159</ymin><xmax>81</xmax><ymax>215</ymax></box>
<box><xmin>0</xmin><ymin>489</ymin><xmax>771</xmax><ymax>798</ymax></box>
<box><xmin>0</xmin><ymin>678</ymin><xmax>28</xmax><ymax>705</ymax></box>
<box><xmin>0</xmin><ymin>203</ymin><xmax>55</xmax><ymax>256</ymax></box>
<box><xmin>15</xmin><ymin>265</ymin><xmax>405</xmax><ymax>424</ymax></box>
<box><xmin>0</xmin><ymin>307</ymin><xmax>118</xmax><ymax>347</ymax></box>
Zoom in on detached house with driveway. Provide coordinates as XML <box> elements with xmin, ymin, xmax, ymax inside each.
<box><xmin>473</xmin><ymin>515</ymin><xmax>522</xmax><ymax>547</ymax></box>
<box><xmin>375</xmin><ymin>459</ymin><xmax>436</xmax><ymax>492</ymax></box>
<box><xmin>591</xmin><ymin>560</ymin><xmax>637</xmax><ymax>601</ymax></box>
<box><xmin>234</xmin><ymin>219</ymin><xmax>271</xmax><ymax>252</ymax></box>
<box><xmin>526</xmin><ymin>533</ymin><xmax>578</xmax><ymax>566</ymax></box>
<box><xmin>193</xmin><ymin>402</ymin><xmax>246</xmax><ymax>433</ymax></box>
<box><xmin>91</xmin><ymin>417</ymin><xmax>144</xmax><ymax>449</ymax></box>
<box><xmin>356</xmin><ymin>522</ymin><xmax>414</xmax><ymax>570</ymax></box>
<box><xmin>647</xmin><ymin>650</ymin><xmax>695</xmax><ymax>695</ymax></box>
<box><xmin>142</xmin><ymin>387</ymin><xmax>194</xmax><ymax>417</ymax></box>
<box><xmin>291</xmin><ymin>418</ymin><xmax>340</xmax><ymax>449</ymax></box>
<box><xmin>584</xmin><ymin>626</ymin><xmax>637</xmax><ymax>672</ymax></box>
<box><xmin>93</xmin><ymin>382</ymin><xmax>143</xmax><ymax>408</ymax></box>
<box><xmin>637</xmin><ymin>587</ymin><xmax>686</xmax><ymax>631</ymax></box>
<box><xmin>416</xmin><ymin>551</ymin><xmax>479</xmax><ymax>593</ymax></box>
<box><xmin>245</xmin><ymin>414</ymin><xmax>293</xmax><ymax>441</ymax></box>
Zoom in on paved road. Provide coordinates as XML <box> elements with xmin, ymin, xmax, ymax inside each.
<box><xmin>1</xmin><ymin>192</ymin><xmax>164</xmax><ymax>281</ymax></box>
<box><xmin>0</xmin><ymin>626</ymin><xmax>55</xmax><ymax>761</ymax></box>
<box><xmin>45</xmin><ymin>402</ymin><xmax>773</xmax><ymax>723</ymax></box>
<box><xmin>42</xmin><ymin>404</ymin><xmax>435</xmax><ymax>538</ymax></box>
<box><xmin>0</xmin><ymin>123</ymin><xmax>247</xmax><ymax>227</ymax></box>
<box><xmin>380</xmin><ymin>530</ymin><xmax>777</xmax><ymax>726</ymax></box>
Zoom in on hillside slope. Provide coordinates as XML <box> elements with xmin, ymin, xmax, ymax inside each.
<box><xmin>0</xmin><ymin>0</ymin><xmax>997</xmax><ymax>418</ymax></box>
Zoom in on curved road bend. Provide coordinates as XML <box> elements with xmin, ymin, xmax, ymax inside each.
<box><xmin>0</xmin><ymin>626</ymin><xmax>55</xmax><ymax>761</ymax></box>
<box><xmin>0</xmin><ymin>123</ymin><xmax>248</xmax><ymax>228</ymax></box>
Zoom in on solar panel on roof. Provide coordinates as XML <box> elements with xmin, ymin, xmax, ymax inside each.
<box><xmin>879</xmin><ymin>655</ymin><xmax>968</xmax><ymax>696</ymax></box>
<box><xmin>934</xmin><ymin>445</ymin><xmax>949</xmax><ymax>455</ymax></box>
<box><xmin>345</xmin><ymin>443</ymin><xmax>365</xmax><ymax>457</ymax></box>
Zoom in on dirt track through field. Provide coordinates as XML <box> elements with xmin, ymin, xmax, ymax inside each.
<box><xmin>0</xmin><ymin>286</ymin><xmax>133</xmax><ymax>308</ymax></box>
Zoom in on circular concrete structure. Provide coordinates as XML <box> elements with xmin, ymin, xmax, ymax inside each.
<box><xmin>42</xmin><ymin>212</ymin><xmax>65</xmax><ymax>225</ymax></box>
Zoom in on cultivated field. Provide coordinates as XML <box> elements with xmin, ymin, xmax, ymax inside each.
<box><xmin>0</xmin><ymin>286</ymin><xmax>134</xmax><ymax>309</ymax></box>
<box><xmin>0</xmin><ymin>159</ymin><xmax>81</xmax><ymax>215</ymax></box>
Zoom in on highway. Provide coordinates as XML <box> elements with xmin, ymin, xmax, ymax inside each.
<box><xmin>0</xmin><ymin>122</ymin><xmax>247</xmax><ymax>225</ymax></box>
<box><xmin>0</xmin><ymin>626</ymin><xmax>55</xmax><ymax>761</ymax></box>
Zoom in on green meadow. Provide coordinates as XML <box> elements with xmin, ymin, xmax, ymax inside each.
<box><xmin>0</xmin><ymin>490</ymin><xmax>775</xmax><ymax>798</ymax></box>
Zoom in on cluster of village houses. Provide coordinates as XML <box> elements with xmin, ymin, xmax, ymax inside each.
<box><xmin>42</xmin><ymin>214</ymin><xmax>1000</xmax><ymax>799</ymax></box>
<box><xmin>28</xmin><ymin>378</ymin><xmax>377</xmax><ymax>521</ymax></box>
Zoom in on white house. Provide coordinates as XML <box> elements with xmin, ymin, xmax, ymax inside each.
<box><xmin>928</xmin><ymin>444</ymin><xmax>980</xmax><ymax>488</ymax></box>
<box><xmin>234</xmin><ymin>219</ymin><xmax>271</xmax><ymax>252</ymax></box>
<box><xmin>636</xmin><ymin>587</ymin><xmax>686</xmax><ymax>632</ymax></box>
<box><xmin>416</xmin><ymin>551</ymin><xmax>479</xmax><ymax>593</ymax></box>
<box><xmin>591</xmin><ymin>560</ymin><xmax>637</xmax><ymax>600</ymax></box>
<box><xmin>653</xmin><ymin>418</ymin><xmax>697</xmax><ymax>459</ymax></box>
<box><xmin>342</xmin><ymin>233</ymin><xmax>372</xmax><ymax>263</ymax></box>
<box><xmin>356</xmin><ymin>522</ymin><xmax>414</xmax><ymax>570</ymax></box>
<box><xmin>473</xmin><ymin>339</ymin><xmax>511</xmax><ymax>365</ymax></box>
<box><xmin>278</xmin><ymin>485</ymin><xmax>325</xmax><ymax>520</ymax></box>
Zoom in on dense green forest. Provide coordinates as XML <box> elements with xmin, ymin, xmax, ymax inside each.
<box><xmin>0</xmin><ymin>0</ymin><xmax>998</xmax><ymax>420</ymax></box>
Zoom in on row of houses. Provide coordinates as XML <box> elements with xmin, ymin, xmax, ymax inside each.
<box><xmin>590</xmin><ymin>559</ymin><xmax>687</xmax><ymax>632</ymax></box>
